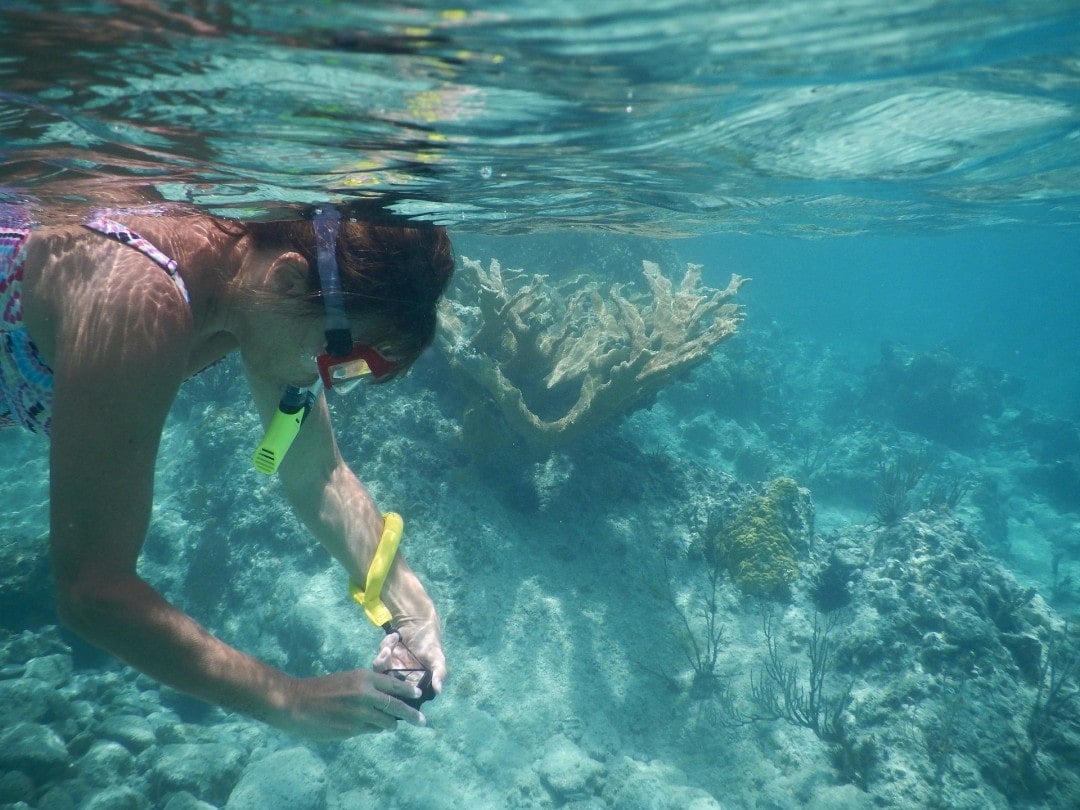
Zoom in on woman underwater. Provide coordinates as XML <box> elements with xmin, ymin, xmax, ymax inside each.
<box><xmin>0</xmin><ymin>201</ymin><xmax>452</xmax><ymax>739</ymax></box>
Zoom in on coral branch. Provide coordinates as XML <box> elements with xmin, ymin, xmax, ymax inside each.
<box><xmin>438</xmin><ymin>257</ymin><xmax>747</xmax><ymax>453</ymax></box>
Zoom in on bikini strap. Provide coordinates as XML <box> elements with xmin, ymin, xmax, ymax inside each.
<box><xmin>83</xmin><ymin>214</ymin><xmax>191</xmax><ymax>304</ymax></box>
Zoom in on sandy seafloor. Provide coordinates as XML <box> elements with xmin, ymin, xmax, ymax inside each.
<box><xmin>1</xmin><ymin>229</ymin><xmax>1079</xmax><ymax>809</ymax></box>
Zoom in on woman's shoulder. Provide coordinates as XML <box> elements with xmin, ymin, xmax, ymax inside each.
<box><xmin>22</xmin><ymin>222</ymin><xmax>110</xmax><ymax>285</ymax></box>
<box><xmin>24</xmin><ymin>205</ymin><xmax>207</xmax><ymax>278</ymax></box>
<box><xmin>21</xmin><ymin>214</ymin><xmax>198</xmax><ymax>370</ymax></box>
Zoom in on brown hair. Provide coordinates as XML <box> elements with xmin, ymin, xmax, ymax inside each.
<box><xmin>241</xmin><ymin>214</ymin><xmax>454</xmax><ymax>373</ymax></box>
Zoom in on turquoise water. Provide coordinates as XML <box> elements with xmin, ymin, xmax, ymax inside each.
<box><xmin>2</xmin><ymin>2</ymin><xmax>1079</xmax><ymax>809</ymax></box>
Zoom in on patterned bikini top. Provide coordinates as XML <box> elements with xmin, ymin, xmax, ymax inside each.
<box><xmin>83</xmin><ymin>214</ymin><xmax>190</xmax><ymax>304</ymax></box>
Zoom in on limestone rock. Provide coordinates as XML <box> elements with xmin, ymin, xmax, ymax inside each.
<box><xmin>0</xmin><ymin>770</ymin><xmax>35</xmax><ymax>806</ymax></box>
<box><xmin>0</xmin><ymin>722</ymin><xmax>70</xmax><ymax>782</ymax></box>
<box><xmin>152</xmin><ymin>743</ymin><xmax>245</xmax><ymax>806</ymax></box>
<box><xmin>99</xmin><ymin>713</ymin><xmax>158</xmax><ymax>753</ymax></box>
<box><xmin>80</xmin><ymin>785</ymin><xmax>145</xmax><ymax>810</ymax></box>
<box><xmin>225</xmin><ymin>747</ymin><xmax>327</xmax><ymax>810</ymax></box>
<box><xmin>0</xmin><ymin>678</ymin><xmax>50</xmax><ymax>726</ymax></box>
<box><xmin>24</xmin><ymin>653</ymin><xmax>74</xmax><ymax>687</ymax></box>
<box><xmin>534</xmin><ymin>736</ymin><xmax>606</xmax><ymax>803</ymax></box>
<box><xmin>163</xmin><ymin>791</ymin><xmax>218</xmax><ymax>810</ymax></box>
<box><xmin>77</xmin><ymin>741</ymin><xmax>134</xmax><ymax>788</ymax></box>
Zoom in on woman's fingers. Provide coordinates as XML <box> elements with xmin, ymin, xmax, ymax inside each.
<box><xmin>430</xmin><ymin>665</ymin><xmax>446</xmax><ymax>695</ymax></box>
<box><xmin>370</xmin><ymin>670</ymin><xmax>426</xmax><ymax>726</ymax></box>
<box><xmin>281</xmin><ymin>669</ymin><xmax>426</xmax><ymax>738</ymax></box>
<box><xmin>372</xmin><ymin>633</ymin><xmax>398</xmax><ymax>671</ymax></box>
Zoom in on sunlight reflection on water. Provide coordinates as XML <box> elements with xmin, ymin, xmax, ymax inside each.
<box><xmin>0</xmin><ymin>1</ymin><xmax>1076</xmax><ymax>234</ymax></box>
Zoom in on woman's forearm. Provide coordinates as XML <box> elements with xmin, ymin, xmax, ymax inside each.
<box><xmin>57</xmin><ymin>573</ymin><xmax>293</xmax><ymax>725</ymax></box>
<box><xmin>286</xmin><ymin>462</ymin><xmax>437</xmax><ymax>624</ymax></box>
<box><xmin>381</xmin><ymin>555</ymin><xmax>439</xmax><ymax>625</ymax></box>
<box><xmin>285</xmin><ymin>461</ymin><xmax>382</xmax><ymax>580</ymax></box>
<box><xmin>284</xmin><ymin>458</ymin><xmax>444</xmax><ymax>695</ymax></box>
<box><xmin>56</xmin><ymin>571</ymin><xmax>431</xmax><ymax>738</ymax></box>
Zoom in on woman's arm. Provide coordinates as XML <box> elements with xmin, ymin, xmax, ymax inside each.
<box><xmin>46</xmin><ymin>274</ymin><xmax>423</xmax><ymax>738</ymax></box>
<box><xmin>243</xmin><ymin>368</ymin><xmax>447</xmax><ymax>691</ymax></box>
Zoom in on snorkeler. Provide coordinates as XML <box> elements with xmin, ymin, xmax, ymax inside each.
<box><xmin>0</xmin><ymin>201</ymin><xmax>451</xmax><ymax>739</ymax></box>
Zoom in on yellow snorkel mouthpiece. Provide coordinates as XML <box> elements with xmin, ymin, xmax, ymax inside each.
<box><xmin>349</xmin><ymin>512</ymin><xmax>403</xmax><ymax>629</ymax></box>
<box><xmin>252</xmin><ymin>385</ymin><xmax>318</xmax><ymax>475</ymax></box>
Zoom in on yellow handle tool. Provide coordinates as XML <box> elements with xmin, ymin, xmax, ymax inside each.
<box><xmin>349</xmin><ymin>512</ymin><xmax>403</xmax><ymax>630</ymax></box>
<box><xmin>252</xmin><ymin>384</ymin><xmax>318</xmax><ymax>475</ymax></box>
<box><xmin>349</xmin><ymin>512</ymin><xmax>436</xmax><ymax>709</ymax></box>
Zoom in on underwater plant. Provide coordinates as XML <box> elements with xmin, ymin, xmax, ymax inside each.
<box><xmin>872</xmin><ymin>450</ymin><xmax>927</xmax><ymax>526</ymax></box>
<box><xmin>438</xmin><ymin>256</ymin><xmax>746</xmax><ymax>455</ymax></box>
<box><xmin>1026</xmin><ymin>622</ymin><xmax>1080</xmax><ymax>768</ymax></box>
<box><xmin>925</xmin><ymin>474</ymin><xmax>970</xmax><ymax>513</ymax></box>
<box><xmin>918</xmin><ymin>675</ymin><xmax>971</xmax><ymax>808</ymax></box>
<box><xmin>748</xmin><ymin>609</ymin><xmax>878</xmax><ymax>787</ymax></box>
<box><xmin>641</xmin><ymin>543</ymin><xmax>729</xmax><ymax>701</ymax></box>
<box><xmin>749</xmin><ymin>610</ymin><xmax>853</xmax><ymax>743</ymax></box>
<box><xmin>1050</xmin><ymin>552</ymin><xmax>1077</xmax><ymax>608</ymax></box>
<box><xmin>671</xmin><ymin>546</ymin><xmax>728</xmax><ymax>696</ymax></box>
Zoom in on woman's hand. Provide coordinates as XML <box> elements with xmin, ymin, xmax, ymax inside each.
<box><xmin>373</xmin><ymin>618</ymin><xmax>447</xmax><ymax>697</ymax></box>
<box><xmin>273</xmin><ymin>669</ymin><xmax>426</xmax><ymax>740</ymax></box>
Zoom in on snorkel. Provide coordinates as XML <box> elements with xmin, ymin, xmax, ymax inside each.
<box><xmin>251</xmin><ymin>207</ymin><xmax>344</xmax><ymax>475</ymax></box>
<box><xmin>251</xmin><ymin>383</ymin><xmax>320</xmax><ymax>474</ymax></box>
<box><xmin>252</xmin><ymin>207</ymin><xmax>399</xmax><ymax>473</ymax></box>
<box><xmin>312</xmin><ymin>206</ymin><xmax>352</xmax><ymax>358</ymax></box>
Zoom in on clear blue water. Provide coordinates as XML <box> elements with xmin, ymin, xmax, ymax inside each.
<box><xmin>690</xmin><ymin>228</ymin><xmax>1080</xmax><ymax>416</ymax></box>
<box><xmin>2</xmin><ymin>2</ymin><xmax>1079</xmax><ymax>808</ymax></box>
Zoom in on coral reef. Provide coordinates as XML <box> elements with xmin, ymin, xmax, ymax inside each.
<box><xmin>438</xmin><ymin>256</ymin><xmax>746</xmax><ymax>455</ymax></box>
<box><xmin>863</xmin><ymin>342</ymin><xmax>1021</xmax><ymax>447</ymax></box>
<box><xmin>2</xmin><ymin>260</ymin><xmax>1078</xmax><ymax>809</ymax></box>
<box><xmin>710</xmin><ymin>477</ymin><xmax>812</xmax><ymax>598</ymax></box>
<box><xmin>640</xmin><ymin>426</ymin><xmax>1080</xmax><ymax>806</ymax></box>
<box><xmin>813</xmin><ymin>511</ymin><xmax>1080</xmax><ymax>805</ymax></box>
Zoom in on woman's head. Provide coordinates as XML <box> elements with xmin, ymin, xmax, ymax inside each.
<box><xmin>241</xmin><ymin>210</ymin><xmax>454</xmax><ymax>376</ymax></box>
